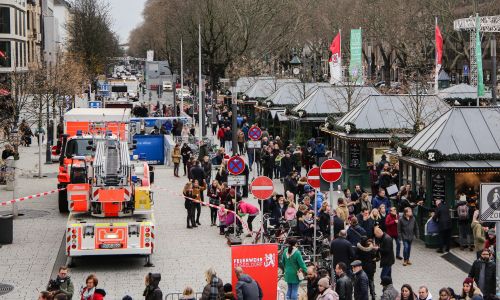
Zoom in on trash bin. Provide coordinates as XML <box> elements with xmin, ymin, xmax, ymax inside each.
<box><xmin>0</xmin><ymin>214</ymin><xmax>13</xmax><ymax>244</ymax></box>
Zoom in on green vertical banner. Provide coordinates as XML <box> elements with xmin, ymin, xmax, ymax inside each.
<box><xmin>349</xmin><ymin>28</ymin><xmax>363</xmax><ymax>85</ymax></box>
<box><xmin>475</xmin><ymin>14</ymin><xmax>485</xmax><ymax>96</ymax></box>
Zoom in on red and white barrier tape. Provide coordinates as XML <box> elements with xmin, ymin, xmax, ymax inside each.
<box><xmin>0</xmin><ymin>188</ymin><xmax>66</xmax><ymax>206</ymax></box>
<box><xmin>152</xmin><ymin>186</ymin><xmax>258</xmax><ymax>234</ymax></box>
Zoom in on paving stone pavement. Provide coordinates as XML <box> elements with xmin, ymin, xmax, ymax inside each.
<box><xmin>0</xmin><ymin>144</ymin><xmax>469</xmax><ymax>299</ymax></box>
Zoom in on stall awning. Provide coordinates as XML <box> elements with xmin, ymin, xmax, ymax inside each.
<box><xmin>400</xmin><ymin>156</ymin><xmax>500</xmax><ymax>171</ymax></box>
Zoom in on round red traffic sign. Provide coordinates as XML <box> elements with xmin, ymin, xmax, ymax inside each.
<box><xmin>320</xmin><ymin>159</ymin><xmax>343</xmax><ymax>183</ymax></box>
<box><xmin>250</xmin><ymin>176</ymin><xmax>274</xmax><ymax>200</ymax></box>
<box><xmin>227</xmin><ymin>155</ymin><xmax>245</xmax><ymax>175</ymax></box>
<box><xmin>307</xmin><ymin>167</ymin><xmax>321</xmax><ymax>189</ymax></box>
<box><xmin>248</xmin><ymin>126</ymin><xmax>262</xmax><ymax>141</ymax></box>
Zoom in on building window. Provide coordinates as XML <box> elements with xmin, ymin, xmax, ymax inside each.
<box><xmin>0</xmin><ymin>41</ymin><xmax>11</xmax><ymax>67</ymax></box>
<box><xmin>27</xmin><ymin>10</ymin><xmax>30</xmax><ymax>30</ymax></box>
<box><xmin>15</xmin><ymin>42</ymin><xmax>19</xmax><ymax>67</ymax></box>
<box><xmin>0</xmin><ymin>7</ymin><xmax>10</xmax><ymax>34</ymax></box>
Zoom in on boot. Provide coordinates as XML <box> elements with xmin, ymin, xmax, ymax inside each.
<box><xmin>403</xmin><ymin>260</ymin><xmax>408</xmax><ymax>266</ymax></box>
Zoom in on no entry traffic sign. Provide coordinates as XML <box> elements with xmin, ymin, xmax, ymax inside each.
<box><xmin>227</xmin><ymin>156</ymin><xmax>245</xmax><ymax>175</ymax></box>
<box><xmin>248</xmin><ymin>126</ymin><xmax>262</xmax><ymax>141</ymax></box>
<box><xmin>320</xmin><ymin>159</ymin><xmax>343</xmax><ymax>183</ymax></box>
<box><xmin>307</xmin><ymin>167</ymin><xmax>321</xmax><ymax>189</ymax></box>
<box><xmin>250</xmin><ymin>176</ymin><xmax>274</xmax><ymax>200</ymax></box>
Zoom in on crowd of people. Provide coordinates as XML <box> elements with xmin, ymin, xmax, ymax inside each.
<box><xmin>39</xmin><ymin>265</ymin><xmax>263</xmax><ymax>300</ymax></box>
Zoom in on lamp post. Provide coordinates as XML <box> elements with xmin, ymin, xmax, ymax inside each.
<box><xmin>491</xmin><ymin>37</ymin><xmax>497</xmax><ymax>106</ymax></box>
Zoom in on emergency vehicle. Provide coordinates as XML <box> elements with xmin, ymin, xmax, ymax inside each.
<box><xmin>57</xmin><ymin>108</ymin><xmax>130</xmax><ymax>212</ymax></box>
<box><xmin>65</xmin><ymin>132</ymin><xmax>155</xmax><ymax>265</ymax></box>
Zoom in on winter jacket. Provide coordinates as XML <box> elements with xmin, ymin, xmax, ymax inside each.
<box><xmin>433</xmin><ymin>203</ymin><xmax>451</xmax><ymax>231</ymax></box>
<box><xmin>318</xmin><ymin>288</ymin><xmax>339</xmax><ymax>300</ymax></box>
<box><xmin>201</xmin><ymin>276</ymin><xmax>224</xmax><ymax>300</ymax></box>
<box><xmin>347</xmin><ymin>225</ymin><xmax>367</xmax><ymax>246</ymax></box>
<box><xmin>357</xmin><ymin>215</ymin><xmax>375</xmax><ymax>238</ymax></box>
<box><xmin>397</xmin><ymin>216</ymin><xmax>419</xmax><ymax>241</ymax></box>
<box><xmin>468</xmin><ymin>258</ymin><xmax>496</xmax><ymax>298</ymax></box>
<box><xmin>372</xmin><ymin>195</ymin><xmax>391</xmax><ymax>213</ymax></box>
<box><xmin>336</xmin><ymin>205</ymin><xmax>349</xmax><ymax>222</ymax></box>
<box><xmin>198</xmin><ymin>144</ymin><xmax>209</xmax><ymax>161</ymax></box>
<box><xmin>172</xmin><ymin>147</ymin><xmax>182</xmax><ymax>164</ymax></box>
<box><xmin>381</xmin><ymin>284</ymin><xmax>399</xmax><ymax>300</ymax></box>
<box><xmin>80</xmin><ymin>288</ymin><xmax>105</xmax><ymax>300</ymax></box>
<box><xmin>281</xmin><ymin>247</ymin><xmax>308</xmax><ymax>284</ymax></box>
<box><xmin>330</xmin><ymin>237</ymin><xmax>355</xmax><ymax>267</ymax></box>
<box><xmin>181</xmin><ymin>145</ymin><xmax>192</xmax><ymax>162</ymax></box>
<box><xmin>49</xmin><ymin>276</ymin><xmax>74</xmax><ymax>299</ymax></box>
<box><xmin>144</xmin><ymin>273</ymin><xmax>163</xmax><ymax>300</ymax></box>
<box><xmin>471</xmin><ymin>221</ymin><xmax>486</xmax><ymax>251</ymax></box>
<box><xmin>336</xmin><ymin>273</ymin><xmax>353</xmax><ymax>300</ymax></box>
<box><xmin>315</xmin><ymin>191</ymin><xmax>325</xmax><ymax>211</ymax></box>
<box><xmin>356</xmin><ymin>243</ymin><xmax>377</xmax><ymax>276</ymax></box>
<box><xmin>385</xmin><ymin>214</ymin><xmax>399</xmax><ymax>238</ymax></box>
<box><xmin>377</xmin><ymin>233</ymin><xmax>395</xmax><ymax>267</ymax></box>
<box><xmin>307</xmin><ymin>277</ymin><xmax>320</xmax><ymax>300</ymax></box>
<box><xmin>238</xmin><ymin>201</ymin><xmax>259</xmax><ymax>215</ymax></box>
<box><xmin>235</xmin><ymin>274</ymin><xmax>263</xmax><ymax>300</ymax></box>
<box><xmin>353</xmin><ymin>270</ymin><xmax>369</xmax><ymax>300</ymax></box>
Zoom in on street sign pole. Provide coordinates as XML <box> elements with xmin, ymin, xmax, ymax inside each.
<box><xmin>313</xmin><ymin>188</ymin><xmax>317</xmax><ymax>263</ymax></box>
<box><xmin>329</xmin><ymin>182</ymin><xmax>334</xmax><ymax>242</ymax></box>
<box><xmin>260</xmin><ymin>200</ymin><xmax>264</xmax><ymax>243</ymax></box>
<box><xmin>497</xmin><ymin>222</ymin><xmax>500</xmax><ymax>298</ymax></box>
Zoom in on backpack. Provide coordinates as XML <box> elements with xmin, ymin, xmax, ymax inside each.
<box><xmin>457</xmin><ymin>204</ymin><xmax>469</xmax><ymax>220</ymax></box>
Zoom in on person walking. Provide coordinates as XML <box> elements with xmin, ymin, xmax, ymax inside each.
<box><xmin>456</xmin><ymin>199</ymin><xmax>473</xmax><ymax>251</ymax></box>
<box><xmin>201</xmin><ymin>268</ymin><xmax>224</xmax><ymax>300</ymax></box>
<box><xmin>281</xmin><ymin>238</ymin><xmax>308</xmax><ymax>300</ymax></box>
<box><xmin>397</xmin><ymin>284</ymin><xmax>417</xmax><ymax>300</ymax></box>
<box><xmin>234</xmin><ymin>267</ymin><xmax>263</xmax><ymax>300</ymax></box>
<box><xmin>385</xmin><ymin>207</ymin><xmax>402</xmax><ymax>260</ymax></box>
<box><xmin>143</xmin><ymin>273</ymin><xmax>163</xmax><ymax>300</ymax></box>
<box><xmin>335</xmin><ymin>262</ymin><xmax>353</xmax><ymax>300</ymax></box>
<box><xmin>374</xmin><ymin>227</ymin><xmax>395</xmax><ymax>280</ymax></box>
<box><xmin>331</xmin><ymin>230</ymin><xmax>356</xmax><ymax>268</ymax></box>
<box><xmin>433</xmin><ymin>199</ymin><xmax>452</xmax><ymax>253</ymax></box>
<box><xmin>172</xmin><ymin>144</ymin><xmax>182</xmax><ymax>177</ymax></box>
<box><xmin>468</xmin><ymin>248</ymin><xmax>496</xmax><ymax>300</ymax></box>
<box><xmin>397</xmin><ymin>207</ymin><xmax>419</xmax><ymax>266</ymax></box>
<box><xmin>351</xmin><ymin>260</ymin><xmax>369</xmax><ymax>300</ymax></box>
<box><xmin>317</xmin><ymin>277</ymin><xmax>338</xmax><ymax>300</ymax></box>
<box><xmin>356</xmin><ymin>237</ymin><xmax>377</xmax><ymax>300</ymax></box>
<box><xmin>380</xmin><ymin>277</ymin><xmax>399</xmax><ymax>300</ymax></box>
<box><xmin>207</xmin><ymin>180</ymin><xmax>221</xmax><ymax>226</ymax></box>
<box><xmin>183</xmin><ymin>182</ymin><xmax>196</xmax><ymax>228</ymax></box>
<box><xmin>181</xmin><ymin>143</ymin><xmax>192</xmax><ymax>176</ymax></box>
<box><xmin>47</xmin><ymin>266</ymin><xmax>74</xmax><ymax>299</ymax></box>
<box><xmin>471</xmin><ymin>210</ymin><xmax>486</xmax><ymax>259</ymax></box>
<box><xmin>306</xmin><ymin>266</ymin><xmax>320</xmax><ymax>300</ymax></box>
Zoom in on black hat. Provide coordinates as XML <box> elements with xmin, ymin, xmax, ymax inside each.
<box><xmin>380</xmin><ymin>276</ymin><xmax>392</xmax><ymax>286</ymax></box>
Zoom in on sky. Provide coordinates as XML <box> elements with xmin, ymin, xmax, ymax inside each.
<box><xmin>108</xmin><ymin>0</ymin><xmax>148</xmax><ymax>44</ymax></box>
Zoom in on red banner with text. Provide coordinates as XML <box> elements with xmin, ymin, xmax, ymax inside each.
<box><xmin>231</xmin><ymin>244</ymin><xmax>279</xmax><ymax>300</ymax></box>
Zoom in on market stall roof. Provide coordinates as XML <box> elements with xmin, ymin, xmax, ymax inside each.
<box><xmin>405</xmin><ymin>107</ymin><xmax>500</xmax><ymax>155</ymax></box>
<box><xmin>266</xmin><ymin>82</ymin><xmax>330</xmax><ymax>106</ymax></box>
<box><xmin>234</xmin><ymin>76</ymin><xmax>273</xmax><ymax>94</ymax></box>
<box><xmin>336</xmin><ymin>94</ymin><xmax>449</xmax><ymax>130</ymax></box>
<box><xmin>292</xmin><ymin>86</ymin><xmax>379</xmax><ymax>115</ymax></box>
<box><xmin>437</xmin><ymin>83</ymin><xmax>491</xmax><ymax>100</ymax></box>
<box><xmin>244</xmin><ymin>78</ymin><xmax>300</xmax><ymax>99</ymax></box>
<box><xmin>399</xmin><ymin>156</ymin><xmax>500</xmax><ymax>171</ymax></box>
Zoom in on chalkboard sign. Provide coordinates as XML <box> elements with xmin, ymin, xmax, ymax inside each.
<box><xmin>432</xmin><ymin>173</ymin><xmax>446</xmax><ymax>202</ymax></box>
<box><xmin>349</xmin><ymin>143</ymin><xmax>361</xmax><ymax>169</ymax></box>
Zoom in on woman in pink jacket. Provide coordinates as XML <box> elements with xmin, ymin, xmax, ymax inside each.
<box><xmin>237</xmin><ymin>201</ymin><xmax>259</xmax><ymax>233</ymax></box>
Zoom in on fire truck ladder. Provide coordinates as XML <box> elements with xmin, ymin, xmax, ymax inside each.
<box><xmin>93</xmin><ymin>139</ymin><xmax>131</xmax><ymax>187</ymax></box>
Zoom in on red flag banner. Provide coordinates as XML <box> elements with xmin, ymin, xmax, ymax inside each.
<box><xmin>231</xmin><ymin>244</ymin><xmax>278</xmax><ymax>300</ymax></box>
<box><xmin>435</xmin><ymin>25</ymin><xmax>443</xmax><ymax>65</ymax></box>
<box><xmin>329</xmin><ymin>33</ymin><xmax>341</xmax><ymax>59</ymax></box>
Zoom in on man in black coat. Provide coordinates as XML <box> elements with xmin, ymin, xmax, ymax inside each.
<box><xmin>190</xmin><ymin>160</ymin><xmax>206</xmax><ymax>202</ymax></box>
<box><xmin>330</xmin><ymin>230</ymin><xmax>355</xmax><ymax>268</ymax></box>
<box><xmin>432</xmin><ymin>199</ymin><xmax>452</xmax><ymax>253</ymax></box>
<box><xmin>335</xmin><ymin>262</ymin><xmax>353</xmax><ymax>300</ymax></box>
<box><xmin>468</xmin><ymin>248</ymin><xmax>497</xmax><ymax>300</ymax></box>
<box><xmin>374</xmin><ymin>227</ymin><xmax>395</xmax><ymax>280</ymax></box>
<box><xmin>351</xmin><ymin>260</ymin><xmax>369</xmax><ymax>300</ymax></box>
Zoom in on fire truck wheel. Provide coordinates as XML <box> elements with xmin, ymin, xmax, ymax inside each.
<box><xmin>58</xmin><ymin>189</ymin><xmax>68</xmax><ymax>213</ymax></box>
<box><xmin>144</xmin><ymin>255</ymin><xmax>154</xmax><ymax>267</ymax></box>
<box><xmin>66</xmin><ymin>256</ymin><xmax>74</xmax><ymax>268</ymax></box>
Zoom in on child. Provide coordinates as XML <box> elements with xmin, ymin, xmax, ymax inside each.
<box><xmin>218</xmin><ymin>204</ymin><xmax>227</xmax><ymax>235</ymax></box>
<box><xmin>180</xmin><ymin>286</ymin><xmax>196</xmax><ymax>300</ymax></box>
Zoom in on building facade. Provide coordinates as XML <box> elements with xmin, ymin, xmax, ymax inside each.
<box><xmin>0</xmin><ymin>0</ymin><xmax>28</xmax><ymax>78</ymax></box>
<box><xmin>26</xmin><ymin>0</ymin><xmax>42</xmax><ymax>69</ymax></box>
